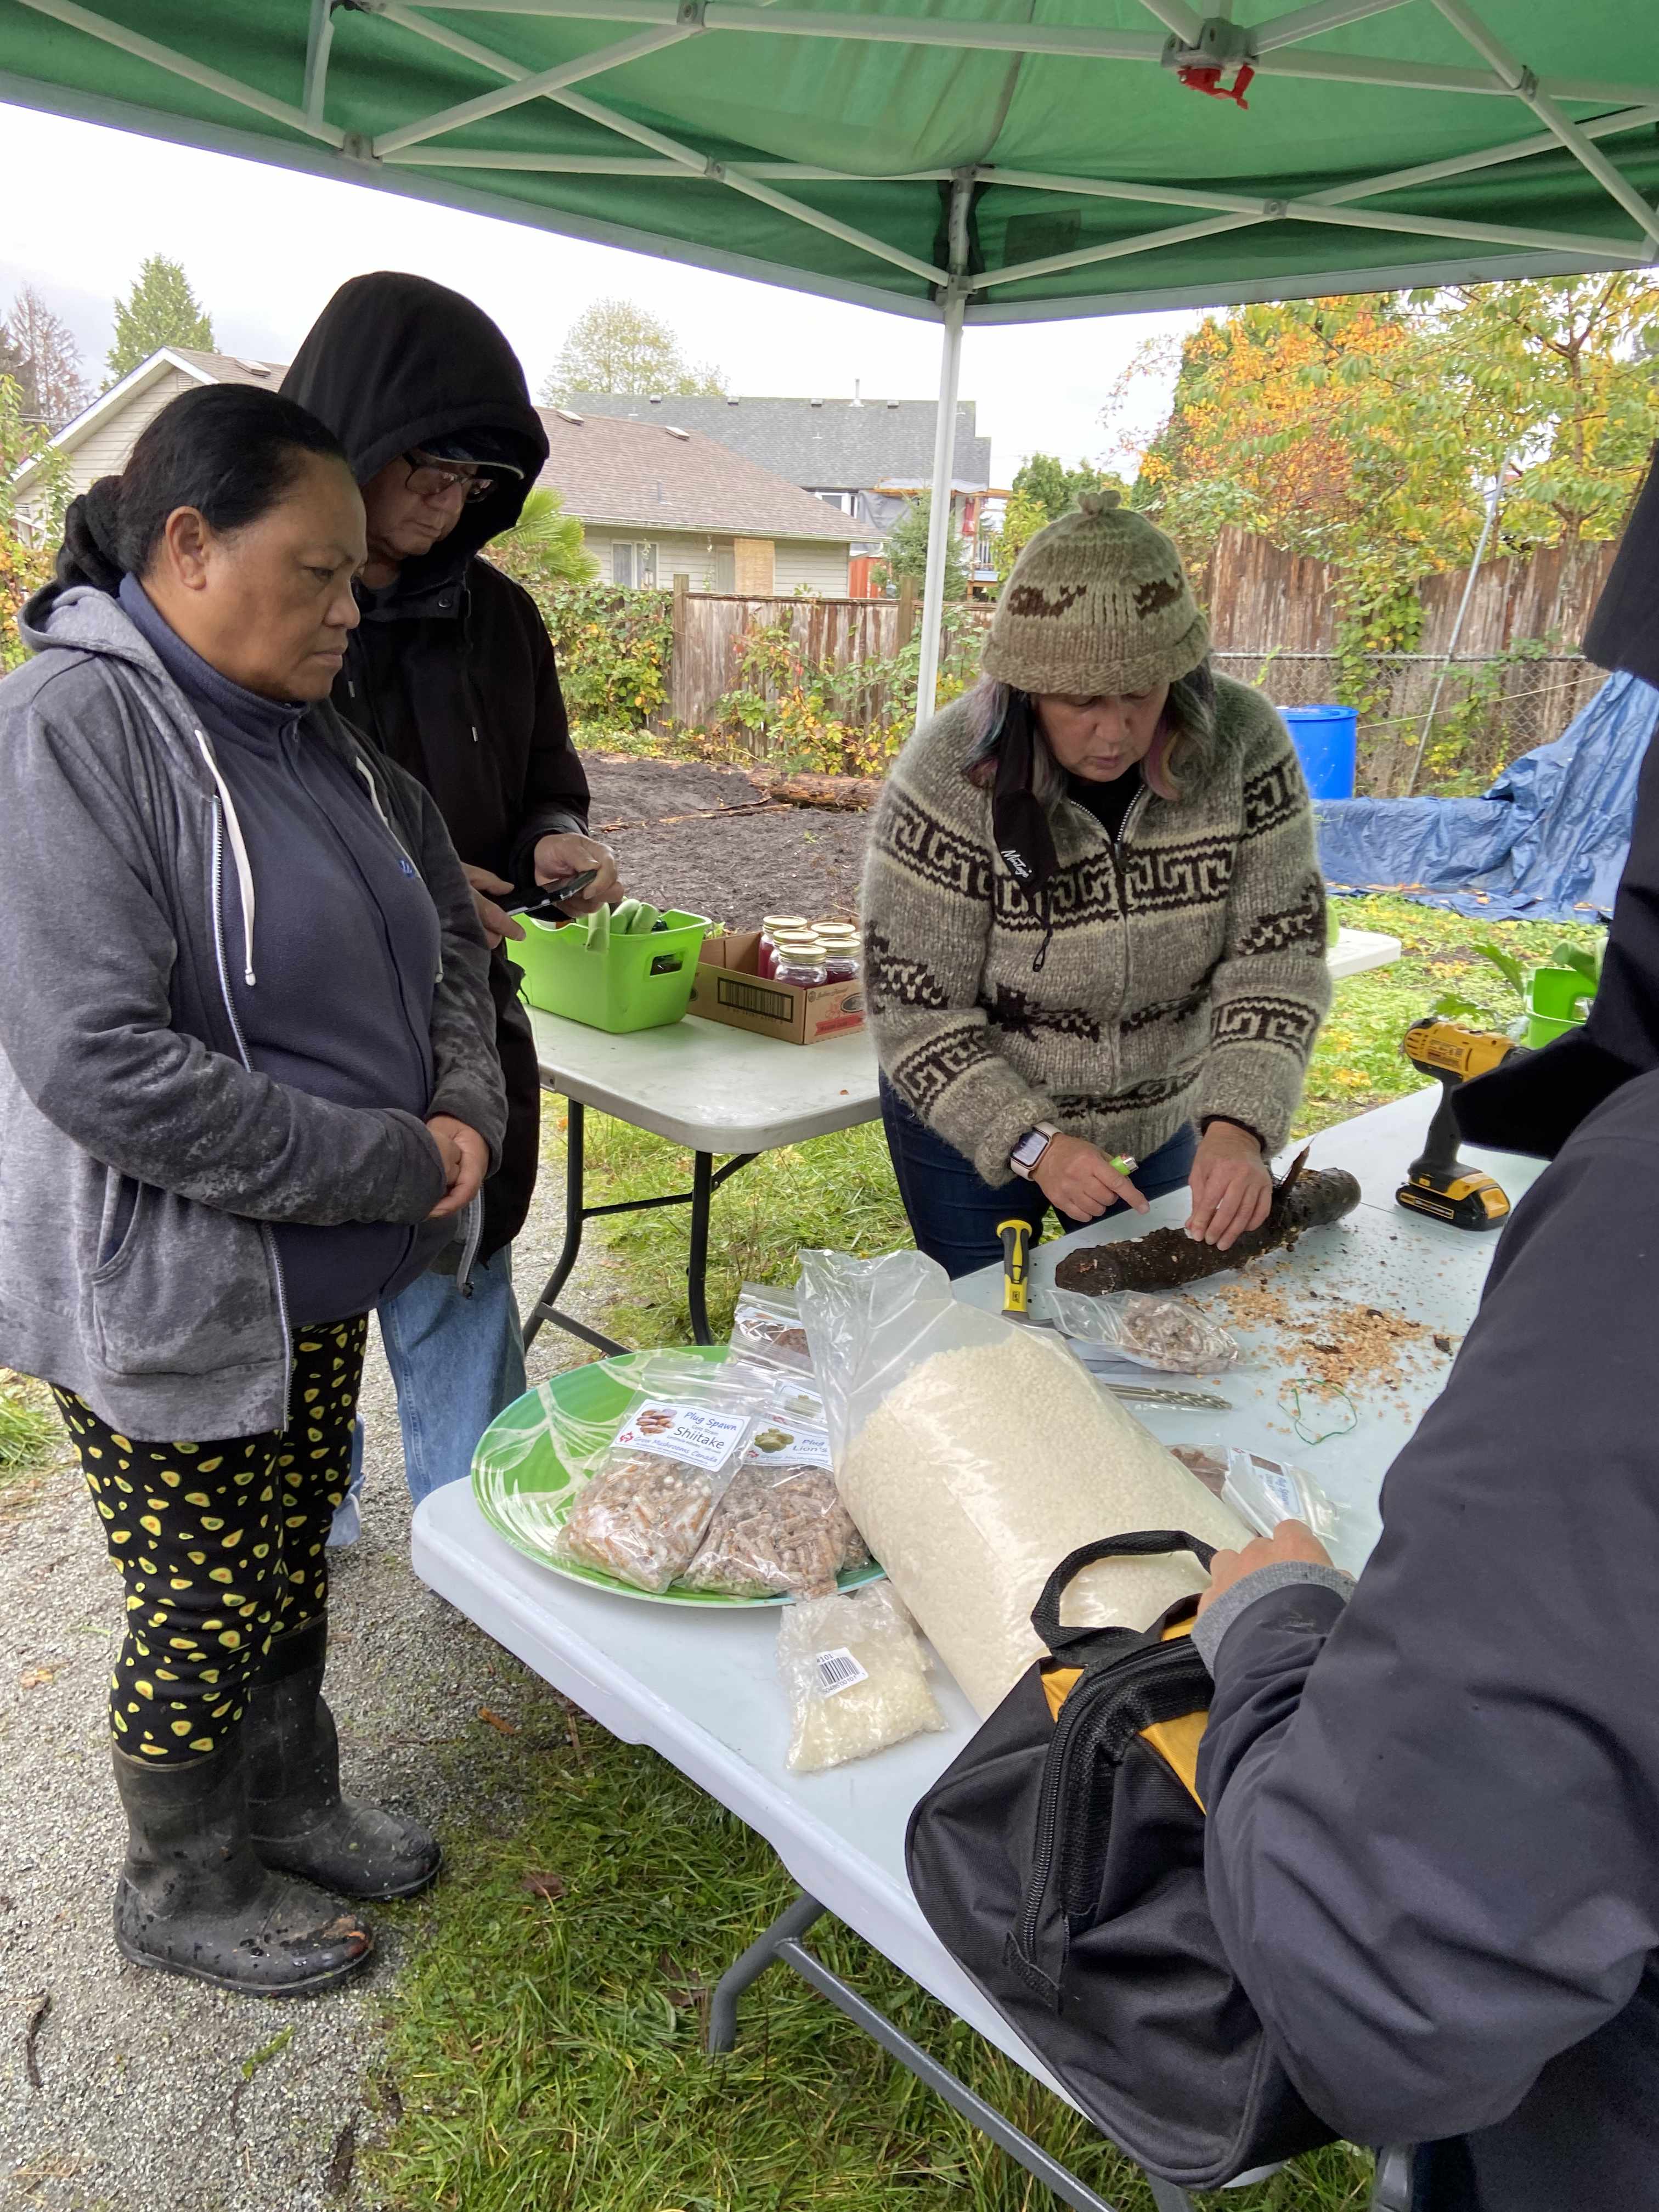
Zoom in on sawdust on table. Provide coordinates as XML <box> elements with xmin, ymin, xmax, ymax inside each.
<box><xmin>1214</xmin><ymin>1277</ymin><xmax>1456</xmax><ymax>1392</ymax></box>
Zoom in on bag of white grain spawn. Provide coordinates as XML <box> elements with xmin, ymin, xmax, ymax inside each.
<box><xmin>796</xmin><ymin>1248</ymin><xmax>1248</xmax><ymax>1717</ymax></box>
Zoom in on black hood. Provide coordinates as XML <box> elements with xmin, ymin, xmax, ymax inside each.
<box><xmin>280</xmin><ymin>271</ymin><xmax>549</xmax><ymax>589</ymax></box>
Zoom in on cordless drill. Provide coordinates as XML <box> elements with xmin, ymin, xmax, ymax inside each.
<box><xmin>1396</xmin><ymin>1017</ymin><xmax>1526</xmax><ymax>1231</ymax></box>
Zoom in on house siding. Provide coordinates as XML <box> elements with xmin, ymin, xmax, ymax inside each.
<box><xmin>580</xmin><ymin>527</ymin><xmax>848</xmax><ymax>596</ymax></box>
<box><xmin>17</xmin><ymin>365</ymin><xmax>201</xmax><ymax>531</ymax></box>
<box><xmin>773</xmin><ymin>540</ymin><xmax>851</xmax><ymax>596</ymax></box>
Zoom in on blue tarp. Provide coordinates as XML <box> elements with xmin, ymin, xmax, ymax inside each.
<box><xmin>1316</xmin><ymin>672</ymin><xmax>1659</xmax><ymax>922</ymax></box>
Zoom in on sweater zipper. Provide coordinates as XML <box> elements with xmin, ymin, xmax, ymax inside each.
<box><xmin>207</xmin><ymin>798</ymin><xmax>293</xmax><ymax>1427</ymax></box>
<box><xmin>1100</xmin><ymin>785</ymin><xmax>1149</xmax><ymax>1035</ymax></box>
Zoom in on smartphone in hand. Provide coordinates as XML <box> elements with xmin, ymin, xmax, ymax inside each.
<box><xmin>500</xmin><ymin>868</ymin><xmax>600</xmax><ymax>920</ymax></box>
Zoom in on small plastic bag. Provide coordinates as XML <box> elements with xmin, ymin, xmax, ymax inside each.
<box><xmin>554</xmin><ymin>1382</ymin><xmax>756</xmax><ymax>1594</ymax></box>
<box><xmin>730</xmin><ymin>1283</ymin><xmax>816</xmax><ymax>1375</ymax></box>
<box><xmin>1171</xmin><ymin>1445</ymin><xmax>1341</xmax><ymax>1544</ymax></box>
<box><xmin>1030</xmin><ymin>1284</ymin><xmax>1238</xmax><ymax>1373</ymax></box>
<box><xmin>682</xmin><ymin>1415</ymin><xmax>870</xmax><ymax>1599</ymax></box>
<box><xmin>778</xmin><ymin>1583</ymin><xmax>945</xmax><ymax>1773</ymax></box>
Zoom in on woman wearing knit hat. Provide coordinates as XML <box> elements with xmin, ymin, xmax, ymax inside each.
<box><xmin>862</xmin><ymin>494</ymin><xmax>1330</xmax><ymax>1277</ymax></box>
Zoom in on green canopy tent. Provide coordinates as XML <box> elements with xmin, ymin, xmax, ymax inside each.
<box><xmin>4</xmin><ymin>0</ymin><xmax>1658</xmax><ymax>715</ymax></box>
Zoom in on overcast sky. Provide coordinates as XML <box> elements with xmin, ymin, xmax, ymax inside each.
<box><xmin>3</xmin><ymin>101</ymin><xmax>1192</xmax><ymax>487</ymax></box>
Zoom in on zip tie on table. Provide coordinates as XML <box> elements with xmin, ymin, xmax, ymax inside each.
<box><xmin>1278</xmin><ymin>1379</ymin><xmax>1358</xmax><ymax>1446</ymax></box>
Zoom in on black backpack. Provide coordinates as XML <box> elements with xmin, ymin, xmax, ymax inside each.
<box><xmin>906</xmin><ymin>1531</ymin><xmax>1335</xmax><ymax>2191</ymax></box>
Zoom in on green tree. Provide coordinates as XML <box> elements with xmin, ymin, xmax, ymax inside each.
<box><xmin>487</xmin><ymin>484</ymin><xmax>598</xmax><ymax>589</ymax></box>
<box><xmin>994</xmin><ymin>487</ymin><xmax>1050</xmax><ymax>583</ymax></box>
<box><xmin>1012</xmin><ymin>452</ymin><xmax>1124</xmax><ymax>522</ymax></box>
<box><xmin>883</xmin><ymin>491</ymin><xmax>969</xmax><ymax>600</ymax></box>
<box><xmin>542</xmin><ymin>298</ymin><xmax>729</xmax><ymax>402</ymax></box>
<box><xmin>995</xmin><ymin>453</ymin><xmax>1129</xmax><ymax>583</ymax></box>
<box><xmin>107</xmin><ymin>255</ymin><xmax>215</xmax><ymax>383</ymax></box>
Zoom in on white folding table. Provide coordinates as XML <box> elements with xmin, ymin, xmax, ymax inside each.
<box><xmin>522</xmin><ymin>927</ymin><xmax>1401</xmax><ymax>1357</ymax></box>
<box><xmin>524</xmin><ymin>1006</ymin><xmax>880</xmax><ymax>1355</ymax></box>
<box><xmin>417</xmin><ymin>1087</ymin><xmax>1530</xmax><ymax>2212</ymax></box>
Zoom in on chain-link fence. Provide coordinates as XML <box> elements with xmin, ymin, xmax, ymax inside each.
<box><xmin>1214</xmin><ymin>651</ymin><xmax>1604</xmax><ymax>797</ymax></box>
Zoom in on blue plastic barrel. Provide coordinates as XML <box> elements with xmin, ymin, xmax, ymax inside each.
<box><xmin>1281</xmin><ymin>704</ymin><xmax>1358</xmax><ymax>800</ymax></box>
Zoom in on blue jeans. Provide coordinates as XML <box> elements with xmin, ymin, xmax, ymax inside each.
<box><xmin>879</xmin><ymin>1076</ymin><xmax>1198</xmax><ymax>1280</ymax></box>
<box><xmin>348</xmin><ymin>1248</ymin><xmax>527</xmax><ymax>1510</ymax></box>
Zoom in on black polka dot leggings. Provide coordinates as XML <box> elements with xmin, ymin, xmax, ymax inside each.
<box><xmin>52</xmin><ymin>1319</ymin><xmax>368</xmax><ymax>1765</ymax></box>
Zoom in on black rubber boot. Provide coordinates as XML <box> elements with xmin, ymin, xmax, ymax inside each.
<box><xmin>245</xmin><ymin>1616</ymin><xmax>441</xmax><ymax>1901</ymax></box>
<box><xmin>111</xmin><ymin>1739</ymin><xmax>374</xmax><ymax>1997</ymax></box>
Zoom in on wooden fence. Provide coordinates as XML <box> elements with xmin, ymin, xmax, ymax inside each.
<box><xmin>653</xmin><ymin>532</ymin><xmax>1618</xmax><ymax>787</ymax></box>
<box><xmin>1201</xmin><ymin>526</ymin><xmax>1619</xmax><ymax>658</ymax></box>
<box><xmin>664</xmin><ymin>581</ymin><xmax>990</xmax><ymax>735</ymax></box>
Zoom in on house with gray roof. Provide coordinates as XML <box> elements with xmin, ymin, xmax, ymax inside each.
<box><xmin>538</xmin><ymin>406</ymin><xmax>864</xmax><ymax>594</ymax></box>
<box><xmin>12</xmin><ymin>347</ymin><xmax>285</xmax><ymax>534</ymax></box>
<box><xmin>14</xmin><ymin>351</ymin><xmax>866</xmax><ymax>596</ymax></box>
<box><xmin>569</xmin><ymin>392</ymin><xmax>995</xmax><ymax>543</ymax></box>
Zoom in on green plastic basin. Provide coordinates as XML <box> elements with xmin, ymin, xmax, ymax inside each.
<box><xmin>514</xmin><ymin>908</ymin><xmax>711</xmax><ymax>1034</ymax></box>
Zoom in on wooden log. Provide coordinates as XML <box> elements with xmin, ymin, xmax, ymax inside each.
<box><xmin>1052</xmin><ymin>1166</ymin><xmax>1362</xmax><ymax>1296</ymax></box>
<box><xmin>745</xmin><ymin>770</ymin><xmax>883</xmax><ymax>811</ymax></box>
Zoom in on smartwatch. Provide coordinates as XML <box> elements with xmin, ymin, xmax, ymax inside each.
<box><xmin>1009</xmin><ymin>1122</ymin><xmax>1059</xmax><ymax>1180</ymax></box>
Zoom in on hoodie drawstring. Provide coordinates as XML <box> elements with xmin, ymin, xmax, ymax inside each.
<box><xmin>194</xmin><ymin>729</ymin><xmax>257</xmax><ymax>987</ymax></box>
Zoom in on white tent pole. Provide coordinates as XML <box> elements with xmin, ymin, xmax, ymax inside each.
<box><xmin>1427</xmin><ymin>0</ymin><xmax>1659</xmax><ymax>247</ymax></box>
<box><xmin>12</xmin><ymin>0</ymin><xmax>347</xmax><ymax>144</ymax></box>
<box><xmin>392</xmin><ymin>1</ymin><xmax>1659</xmax><ymax>105</ymax></box>
<box><xmin>1306</xmin><ymin>104</ymin><xmax>1659</xmax><ymax>206</ymax></box>
<box><xmin>374</xmin><ymin>25</ymin><xmax>696</xmax><ymax>154</ymax></box>
<box><xmin>1252</xmin><ymin>0</ymin><xmax>1413</xmax><ymax>52</ymax></box>
<box><xmin>915</xmin><ymin>178</ymin><xmax>974</xmax><ymax>731</ymax></box>
<box><xmin>377</xmin><ymin>0</ymin><xmax>947</xmax><ymax>283</ymax></box>
<box><xmin>304</xmin><ymin>0</ymin><xmax>336</xmax><ymax>128</ymax></box>
<box><xmin>914</xmin><ymin>291</ymin><xmax>967</xmax><ymax>730</ymax></box>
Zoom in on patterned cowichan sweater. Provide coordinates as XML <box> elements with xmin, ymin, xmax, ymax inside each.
<box><xmin>861</xmin><ymin>678</ymin><xmax>1331</xmax><ymax>1184</ymax></box>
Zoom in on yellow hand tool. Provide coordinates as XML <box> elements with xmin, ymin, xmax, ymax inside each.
<box><xmin>998</xmin><ymin>1217</ymin><xmax>1032</xmax><ymax>1317</ymax></box>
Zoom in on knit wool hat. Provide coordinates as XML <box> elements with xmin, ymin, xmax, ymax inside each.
<box><xmin>982</xmin><ymin>490</ymin><xmax>1209</xmax><ymax>698</ymax></box>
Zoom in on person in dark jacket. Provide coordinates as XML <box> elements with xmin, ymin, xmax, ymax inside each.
<box><xmin>0</xmin><ymin>384</ymin><xmax>506</xmax><ymax>1995</ymax></box>
<box><xmin>281</xmin><ymin>273</ymin><xmax>619</xmax><ymax>1531</ymax></box>
<box><xmin>1191</xmin><ymin>1071</ymin><xmax>1659</xmax><ymax>2209</ymax></box>
<box><xmin>1454</xmin><ymin>441</ymin><xmax>1659</xmax><ymax>1161</ymax></box>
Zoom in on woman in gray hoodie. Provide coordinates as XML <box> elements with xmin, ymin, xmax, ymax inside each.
<box><xmin>0</xmin><ymin>385</ymin><xmax>506</xmax><ymax>1996</ymax></box>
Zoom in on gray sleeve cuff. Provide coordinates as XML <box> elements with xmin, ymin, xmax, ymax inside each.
<box><xmin>1192</xmin><ymin>1561</ymin><xmax>1354</xmax><ymax>1674</ymax></box>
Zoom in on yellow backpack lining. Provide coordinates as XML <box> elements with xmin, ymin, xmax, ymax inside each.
<box><xmin>1041</xmin><ymin>1621</ymin><xmax>1207</xmax><ymax>1812</ymax></box>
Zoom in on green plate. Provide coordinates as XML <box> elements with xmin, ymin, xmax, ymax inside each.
<box><xmin>470</xmin><ymin>1345</ymin><xmax>884</xmax><ymax>1608</ymax></box>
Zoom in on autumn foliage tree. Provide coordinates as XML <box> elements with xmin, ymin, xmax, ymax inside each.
<box><xmin>1111</xmin><ymin>278</ymin><xmax>1659</xmax><ymax>652</ymax></box>
<box><xmin>0</xmin><ymin>371</ymin><xmax>59</xmax><ymax>671</ymax></box>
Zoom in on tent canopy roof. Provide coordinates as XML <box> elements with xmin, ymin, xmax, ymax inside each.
<box><xmin>3</xmin><ymin>0</ymin><xmax>1657</xmax><ymax>324</ymax></box>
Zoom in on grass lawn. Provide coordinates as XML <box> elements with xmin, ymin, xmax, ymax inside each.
<box><xmin>371</xmin><ymin>893</ymin><xmax>1604</xmax><ymax>2211</ymax></box>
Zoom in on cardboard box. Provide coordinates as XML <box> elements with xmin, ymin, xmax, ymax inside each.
<box><xmin>690</xmin><ymin>932</ymin><xmax>865</xmax><ymax>1046</ymax></box>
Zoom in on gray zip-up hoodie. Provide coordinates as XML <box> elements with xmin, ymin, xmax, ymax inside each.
<box><xmin>0</xmin><ymin>583</ymin><xmax>508</xmax><ymax>1440</ymax></box>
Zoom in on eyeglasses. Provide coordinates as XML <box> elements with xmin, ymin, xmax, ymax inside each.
<box><xmin>404</xmin><ymin>450</ymin><xmax>507</xmax><ymax>505</ymax></box>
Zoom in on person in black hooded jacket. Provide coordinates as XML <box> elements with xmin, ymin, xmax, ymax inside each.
<box><xmin>283</xmin><ymin>272</ymin><xmax>620</xmax><ymax>1528</ymax></box>
<box><xmin>1453</xmin><ymin>441</ymin><xmax>1659</xmax><ymax>1161</ymax></box>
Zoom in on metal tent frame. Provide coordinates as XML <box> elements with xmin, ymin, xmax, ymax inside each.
<box><xmin>7</xmin><ymin>0</ymin><xmax>1659</xmax><ymax>713</ymax></box>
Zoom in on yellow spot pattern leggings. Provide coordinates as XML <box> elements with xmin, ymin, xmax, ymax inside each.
<box><xmin>53</xmin><ymin>1318</ymin><xmax>369</xmax><ymax>1764</ymax></box>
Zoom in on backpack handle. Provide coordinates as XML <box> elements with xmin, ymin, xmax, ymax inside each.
<box><xmin>1031</xmin><ymin>1530</ymin><xmax>1218</xmax><ymax>1655</ymax></box>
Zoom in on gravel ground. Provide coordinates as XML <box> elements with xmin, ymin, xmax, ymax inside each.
<box><xmin>0</xmin><ymin>1180</ymin><xmax>597</xmax><ymax>2212</ymax></box>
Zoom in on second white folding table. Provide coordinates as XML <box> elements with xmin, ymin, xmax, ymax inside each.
<box><xmin>523</xmin><ymin>924</ymin><xmax>1401</xmax><ymax>1356</ymax></box>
